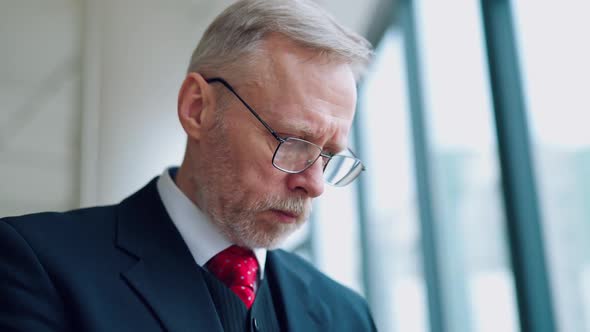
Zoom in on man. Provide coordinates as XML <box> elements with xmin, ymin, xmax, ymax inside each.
<box><xmin>0</xmin><ymin>0</ymin><xmax>375</xmax><ymax>331</ymax></box>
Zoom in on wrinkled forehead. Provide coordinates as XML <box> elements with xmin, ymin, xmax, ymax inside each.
<box><xmin>252</xmin><ymin>37</ymin><xmax>358</xmax><ymax>151</ymax></box>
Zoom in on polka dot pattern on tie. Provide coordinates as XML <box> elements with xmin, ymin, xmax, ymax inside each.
<box><xmin>206</xmin><ymin>245</ymin><xmax>259</xmax><ymax>309</ymax></box>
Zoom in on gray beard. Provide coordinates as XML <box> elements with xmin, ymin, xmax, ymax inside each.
<box><xmin>205</xmin><ymin>192</ymin><xmax>310</xmax><ymax>249</ymax></box>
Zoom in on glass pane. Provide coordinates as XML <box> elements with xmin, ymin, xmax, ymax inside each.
<box><xmin>512</xmin><ymin>2</ymin><xmax>590</xmax><ymax>331</ymax></box>
<box><xmin>359</xmin><ymin>28</ymin><xmax>428</xmax><ymax>332</ymax></box>
<box><xmin>414</xmin><ymin>0</ymin><xmax>520</xmax><ymax>331</ymax></box>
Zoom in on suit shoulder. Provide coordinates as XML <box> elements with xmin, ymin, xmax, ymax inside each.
<box><xmin>271</xmin><ymin>249</ymin><xmax>376</xmax><ymax>330</ymax></box>
<box><xmin>2</xmin><ymin>205</ymin><xmax>116</xmax><ymax>228</ymax></box>
<box><xmin>271</xmin><ymin>249</ymin><xmax>369</xmax><ymax>306</ymax></box>
<box><xmin>1</xmin><ymin>205</ymin><xmax>117</xmax><ymax>250</ymax></box>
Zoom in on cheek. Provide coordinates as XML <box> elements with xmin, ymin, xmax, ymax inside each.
<box><xmin>222</xmin><ymin>125</ymin><xmax>287</xmax><ymax>188</ymax></box>
<box><xmin>234</xmin><ymin>140</ymin><xmax>279</xmax><ymax>176</ymax></box>
<box><xmin>244</xmin><ymin>159</ymin><xmax>282</xmax><ymax>186</ymax></box>
<box><xmin>237</xmin><ymin>158</ymin><xmax>287</xmax><ymax>197</ymax></box>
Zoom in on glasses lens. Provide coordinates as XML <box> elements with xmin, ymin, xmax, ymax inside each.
<box><xmin>273</xmin><ymin>137</ymin><xmax>322</xmax><ymax>173</ymax></box>
<box><xmin>272</xmin><ymin>137</ymin><xmax>364</xmax><ymax>186</ymax></box>
<box><xmin>324</xmin><ymin>155</ymin><xmax>364</xmax><ymax>186</ymax></box>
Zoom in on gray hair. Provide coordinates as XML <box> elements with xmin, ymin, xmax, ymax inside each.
<box><xmin>187</xmin><ymin>0</ymin><xmax>373</xmax><ymax>81</ymax></box>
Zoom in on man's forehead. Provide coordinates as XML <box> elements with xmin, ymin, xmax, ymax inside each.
<box><xmin>233</xmin><ymin>35</ymin><xmax>357</xmax><ymax>151</ymax></box>
<box><xmin>260</xmin><ymin>35</ymin><xmax>356</xmax><ymax>86</ymax></box>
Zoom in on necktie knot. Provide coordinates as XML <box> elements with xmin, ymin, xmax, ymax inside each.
<box><xmin>207</xmin><ymin>245</ymin><xmax>259</xmax><ymax>308</ymax></box>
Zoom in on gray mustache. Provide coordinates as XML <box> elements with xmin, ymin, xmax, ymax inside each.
<box><xmin>260</xmin><ymin>196</ymin><xmax>310</xmax><ymax>216</ymax></box>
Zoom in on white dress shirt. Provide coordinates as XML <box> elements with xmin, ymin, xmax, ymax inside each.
<box><xmin>156</xmin><ymin>168</ymin><xmax>266</xmax><ymax>280</ymax></box>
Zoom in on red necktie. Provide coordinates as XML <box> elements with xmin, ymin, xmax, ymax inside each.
<box><xmin>206</xmin><ymin>245</ymin><xmax>259</xmax><ymax>309</ymax></box>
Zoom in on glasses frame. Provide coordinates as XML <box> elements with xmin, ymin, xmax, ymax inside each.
<box><xmin>205</xmin><ymin>77</ymin><xmax>365</xmax><ymax>183</ymax></box>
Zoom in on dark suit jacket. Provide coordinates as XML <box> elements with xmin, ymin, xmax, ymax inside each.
<box><xmin>0</xmin><ymin>178</ymin><xmax>376</xmax><ymax>331</ymax></box>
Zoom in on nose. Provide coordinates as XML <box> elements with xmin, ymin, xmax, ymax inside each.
<box><xmin>286</xmin><ymin>158</ymin><xmax>325</xmax><ymax>198</ymax></box>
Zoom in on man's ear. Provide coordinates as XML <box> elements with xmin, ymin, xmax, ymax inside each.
<box><xmin>177</xmin><ymin>72</ymin><xmax>216</xmax><ymax>140</ymax></box>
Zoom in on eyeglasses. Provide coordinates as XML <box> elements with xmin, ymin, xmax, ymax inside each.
<box><xmin>205</xmin><ymin>77</ymin><xmax>365</xmax><ymax>187</ymax></box>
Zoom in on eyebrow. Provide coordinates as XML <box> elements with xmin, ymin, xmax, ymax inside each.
<box><xmin>275</xmin><ymin>121</ymin><xmax>346</xmax><ymax>153</ymax></box>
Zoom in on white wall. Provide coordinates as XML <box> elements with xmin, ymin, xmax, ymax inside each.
<box><xmin>0</xmin><ymin>0</ymin><xmax>82</xmax><ymax>215</ymax></box>
<box><xmin>79</xmin><ymin>0</ymin><xmax>233</xmax><ymax>206</ymax></box>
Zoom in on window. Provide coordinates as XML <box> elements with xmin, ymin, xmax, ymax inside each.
<box><xmin>412</xmin><ymin>1</ymin><xmax>519</xmax><ymax>331</ymax></box>
<box><xmin>358</xmin><ymin>28</ymin><xmax>428</xmax><ymax>332</ymax></box>
<box><xmin>512</xmin><ymin>2</ymin><xmax>590</xmax><ymax>331</ymax></box>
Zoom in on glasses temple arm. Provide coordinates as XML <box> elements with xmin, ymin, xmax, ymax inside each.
<box><xmin>206</xmin><ymin>77</ymin><xmax>283</xmax><ymax>142</ymax></box>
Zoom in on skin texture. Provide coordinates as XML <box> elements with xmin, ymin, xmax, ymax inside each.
<box><xmin>175</xmin><ymin>35</ymin><xmax>357</xmax><ymax>249</ymax></box>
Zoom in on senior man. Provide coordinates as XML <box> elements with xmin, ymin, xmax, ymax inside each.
<box><xmin>0</xmin><ymin>0</ymin><xmax>375</xmax><ymax>331</ymax></box>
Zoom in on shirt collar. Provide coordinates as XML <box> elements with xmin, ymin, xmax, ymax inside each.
<box><xmin>156</xmin><ymin>167</ymin><xmax>266</xmax><ymax>277</ymax></box>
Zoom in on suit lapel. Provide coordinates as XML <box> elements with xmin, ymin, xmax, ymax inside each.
<box><xmin>116</xmin><ymin>178</ymin><xmax>223</xmax><ymax>332</ymax></box>
<box><xmin>267</xmin><ymin>250</ymin><xmax>331</xmax><ymax>331</ymax></box>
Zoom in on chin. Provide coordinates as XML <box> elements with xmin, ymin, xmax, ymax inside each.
<box><xmin>234</xmin><ymin>219</ymin><xmax>303</xmax><ymax>249</ymax></box>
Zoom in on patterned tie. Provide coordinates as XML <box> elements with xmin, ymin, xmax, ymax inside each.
<box><xmin>206</xmin><ymin>245</ymin><xmax>259</xmax><ymax>309</ymax></box>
